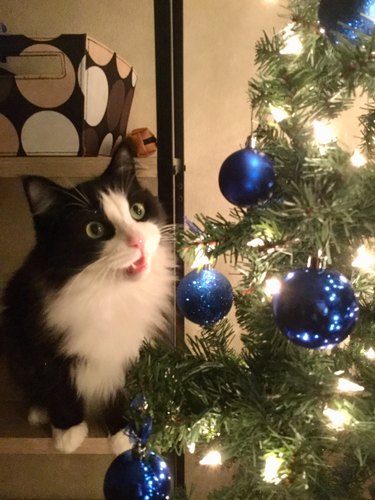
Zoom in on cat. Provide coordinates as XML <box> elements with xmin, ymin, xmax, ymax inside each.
<box><xmin>1</xmin><ymin>143</ymin><xmax>175</xmax><ymax>454</ymax></box>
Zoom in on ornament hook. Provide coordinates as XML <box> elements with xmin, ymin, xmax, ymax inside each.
<box><xmin>307</xmin><ymin>251</ymin><xmax>327</xmax><ymax>270</ymax></box>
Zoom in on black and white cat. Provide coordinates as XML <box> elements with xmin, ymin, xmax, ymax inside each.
<box><xmin>1</xmin><ymin>144</ymin><xmax>174</xmax><ymax>454</ymax></box>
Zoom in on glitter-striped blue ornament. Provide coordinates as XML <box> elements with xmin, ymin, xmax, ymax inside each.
<box><xmin>318</xmin><ymin>0</ymin><xmax>375</xmax><ymax>42</ymax></box>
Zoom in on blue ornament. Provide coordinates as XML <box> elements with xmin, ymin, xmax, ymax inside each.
<box><xmin>176</xmin><ymin>268</ymin><xmax>233</xmax><ymax>325</ymax></box>
<box><xmin>318</xmin><ymin>0</ymin><xmax>375</xmax><ymax>42</ymax></box>
<box><xmin>125</xmin><ymin>415</ymin><xmax>153</xmax><ymax>447</ymax></box>
<box><xmin>272</xmin><ymin>268</ymin><xmax>359</xmax><ymax>349</ymax></box>
<box><xmin>218</xmin><ymin>148</ymin><xmax>275</xmax><ymax>208</ymax></box>
<box><xmin>103</xmin><ymin>450</ymin><xmax>171</xmax><ymax>500</ymax></box>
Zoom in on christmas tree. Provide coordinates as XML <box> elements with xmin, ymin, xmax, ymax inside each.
<box><xmin>125</xmin><ymin>1</ymin><xmax>375</xmax><ymax>498</ymax></box>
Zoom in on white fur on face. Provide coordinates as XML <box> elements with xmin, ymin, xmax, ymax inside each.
<box><xmin>45</xmin><ymin>189</ymin><xmax>174</xmax><ymax>405</ymax></box>
<box><xmin>100</xmin><ymin>190</ymin><xmax>161</xmax><ymax>275</ymax></box>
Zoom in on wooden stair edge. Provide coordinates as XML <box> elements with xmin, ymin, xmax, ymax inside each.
<box><xmin>0</xmin><ymin>396</ymin><xmax>115</xmax><ymax>455</ymax></box>
<box><xmin>0</xmin><ymin>436</ymin><xmax>113</xmax><ymax>454</ymax></box>
<box><xmin>0</xmin><ymin>156</ymin><xmax>109</xmax><ymax>177</ymax></box>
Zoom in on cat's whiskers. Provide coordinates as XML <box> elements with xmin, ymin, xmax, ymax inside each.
<box><xmin>82</xmin><ymin>250</ymin><xmax>137</xmax><ymax>282</ymax></box>
<box><xmin>77</xmin><ymin>258</ymin><xmax>116</xmax><ymax>292</ymax></box>
<box><xmin>63</xmin><ymin>178</ymin><xmax>93</xmax><ymax>208</ymax></box>
<box><xmin>65</xmin><ymin>248</ymin><xmax>135</xmax><ymax>291</ymax></box>
<box><xmin>52</xmin><ymin>187</ymin><xmax>89</xmax><ymax>211</ymax></box>
<box><xmin>160</xmin><ymin>223</ymin><xmax>176</xmax><ymax>233</ymax></box>
<box><xmin>65</xmin><ymin>191</ymin><xmax>91</xmax><ymax>210</ymax></box>
<box><xmin>159</xmin><ymin>224</ymin><xmax>177</xmax><ymax>243</ymax></box>
<box><xmin>64</xmin><ymin>201</ymin><xmax>91</xmax><ymax>210</ymax></box>
<box><xmin>119</xmin><ymin>168</ymin><xmax>138</xmax><ymax>197</ymax></box>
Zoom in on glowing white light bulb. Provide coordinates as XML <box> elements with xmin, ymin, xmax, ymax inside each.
<box><xmin>247</xmin><ymin>237</ymin><xmax>265</xmax><ymax>248</ymax></box>
<box><xmin>337</xmin><ymin>378</ymin><xmax>364</xmax><ymax>393</ymax></box>
<box><xmin>191</xmin><ymin>241</ymin><xmax>216</xmax><ymax>269</ymax></box>
<box><xmin>250</xmin><ymin>135</ymin><xmax>257</xmax><ymax>149</ymax></box>
<box><xmin>351</xmin><ymin>149</ymin><xmax>367</xmax><ymax>168</ymax></box>
<box><xmin>336</xmin><ymin>335</ymin><xmax>351</xmax><ymax>350</ymax></box>
<box><xmin>352</xmin><ymin>245</ymin><xmax>375</xmax><ymax>270</ymax></box>
<box><xmin>270</xmin><ymin>105</ymin><xmax>289</xmax><ymax>123</ymax></box>
<box><xmin>264</xmin><ymin>277</ymin><xmax>281</xmax><ymax>296</ymax></box>
<box><xmin>191</xmin><ymin>248</ymin><xmax>211</xmax><ymax>269</ymax></box>
<box><xmin>323</xmin><ymin>407</ymin><xmax>351</xmax><ymax>431</ymax></box>
<box><xmin>199</xmin><ymin>450</ymin><xmax>222</xmax><ymax>466</ymax></box>
<box><xmin>363</xmin><ymin>347</ymin><xmax>375</xmax><ymax>360</ymax></box>
<box><xmin>187</xmin><ymin>442</ymin><xmax>196</xmax><ymax>454</ymax></box>
<box><xmin>313</xmin><ymin>120</ymin><xmax>336</xmax><ymax>145</ymax></box>
<box><xmin>263</xmin><ymin>454</ymin><xmax>284</xmax><ymax>484</ymax></box>
<box><xmin>280</xmin><ymin>24</ymin><xmax>303</xmax><ymax>55</ymax></box>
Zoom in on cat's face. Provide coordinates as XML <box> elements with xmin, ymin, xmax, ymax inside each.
<box><xmin>97</xmin><ymin>187</ymin><xmax>163</xmax><ymax>279</ymax></box>
<box><xmin>23</xmin><ymin>147</ymin><xmax>167</xmax><ymax>282</ymax></box>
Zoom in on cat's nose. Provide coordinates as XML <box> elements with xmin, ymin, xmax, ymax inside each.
<box><xmin>128</xmin><ymin>236</ymin><xmax>144</xmax><ymax>250</ymax></box>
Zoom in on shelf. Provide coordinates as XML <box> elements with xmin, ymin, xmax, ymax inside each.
<box><xmin>0</xmin><ymin>156</ymin><xmax>109</xmax><ymax>178</ymax></box>
<box><xmin>0</xmin><ymin>437</ymin><xmax>112</xmax><ymax>455</ymax></box>
<box><xmin>0</xmin><ymin>360</ymin><xmax>113</xmax><ymax>455</ymax></box>
<box><xmin>0</xmin><ymin>401</ymin><xmax>113</xmax><ymax>455</ymax></box>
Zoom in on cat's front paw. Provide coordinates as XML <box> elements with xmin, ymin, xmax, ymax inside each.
<box><xmin>109</xmin><ymin>430</ymin><xmax>132</xmax><ymax>456</ymax></box>
<box><xmin>52</xmin><ymin>421</ymin><xmax>88</xmax><ymax>453</ymax></box>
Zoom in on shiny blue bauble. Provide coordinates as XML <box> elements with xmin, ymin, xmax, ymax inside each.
<box><xmin>218</xmin><ymin>148</ymin><xmax>275</xmax><ymax>208</ymax></box>
<box><xmin>272</xmin><ymin>268</ymin><xmax>359</xmax><ymax>349</ymax></box>
<box><xmin>103</xmin><ymin>450</ymin><xmax>171</xmax><ymax>500</ymax></box>
<box><xmin>176</xmin><ymin>268</ymin><xmax>233</xmax><ymax>325</ymax></box>
<box><xmin>318</xmin><ymin>0</ymin><xmax>375</xmax><ymax>42</ymax></box>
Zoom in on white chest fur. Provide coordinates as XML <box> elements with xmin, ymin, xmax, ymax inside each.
<box><xmin>45</xmin><ymin>245</ymin><xmax>173</xmax><ymax>404</ymax></box>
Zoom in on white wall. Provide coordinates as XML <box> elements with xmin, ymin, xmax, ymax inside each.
<box><xmin>184</xmin><ymin>0</ymin><xmax>285</xmax><ymax>218</ymax></box>
<box><xmin>183</xmin><ymin>1</ymin><xmax>285</xmax><ymax>345</ymax></box>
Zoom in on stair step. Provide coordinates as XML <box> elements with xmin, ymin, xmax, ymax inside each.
<box><xmin>0</xmin><ymin>437</ymin><xmax>112</xmax><ymax>454</ymax></box>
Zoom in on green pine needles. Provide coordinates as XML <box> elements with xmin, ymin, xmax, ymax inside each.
<box><xmin>126</xmin><ymin>1</ymin><xmax>375</xmax><ymax>498</ymax></box>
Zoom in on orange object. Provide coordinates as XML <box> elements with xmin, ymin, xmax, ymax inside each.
<box><xmin>127</xmin><ymin>128</ymin><xmax>157</xmax><ymax>157</ymax></box>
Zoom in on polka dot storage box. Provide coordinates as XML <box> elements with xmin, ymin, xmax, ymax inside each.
<box><xmin>0</xmin><ymin>34</ymin><xmax>136</xmax><ymax>156</ymax></box>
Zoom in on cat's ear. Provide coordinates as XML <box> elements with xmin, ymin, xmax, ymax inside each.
<box><xmin>22</xmin><ymin>176</ymin><xmax>61</xmax><ymax>215</ymax></box>
<box><xmin>102</xmin><ymin>142</ymin><xmax>135</xmax><ymax>177</ymax></box>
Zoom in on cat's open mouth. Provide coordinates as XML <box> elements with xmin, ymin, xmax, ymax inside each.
<box><xmin>126</xmin><ymin>254</ymin><xmax>148</xmax><ymax>276</ymax></box>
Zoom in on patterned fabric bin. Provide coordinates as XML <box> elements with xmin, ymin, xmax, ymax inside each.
<box><xmin>0</xmin><ymin>34</ymin><xmax>136</xmax><ymax>156</ymax></box>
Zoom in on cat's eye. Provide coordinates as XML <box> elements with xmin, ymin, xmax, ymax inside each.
<box><xmin>86</xmin><ymin>221</ymin><xmax>105</xmax><ymax>239</ymax></box>
<box><xmin>130</xmin><ymin>202</ymin><xmax>146</xmax><ymax>221</ymax></box>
